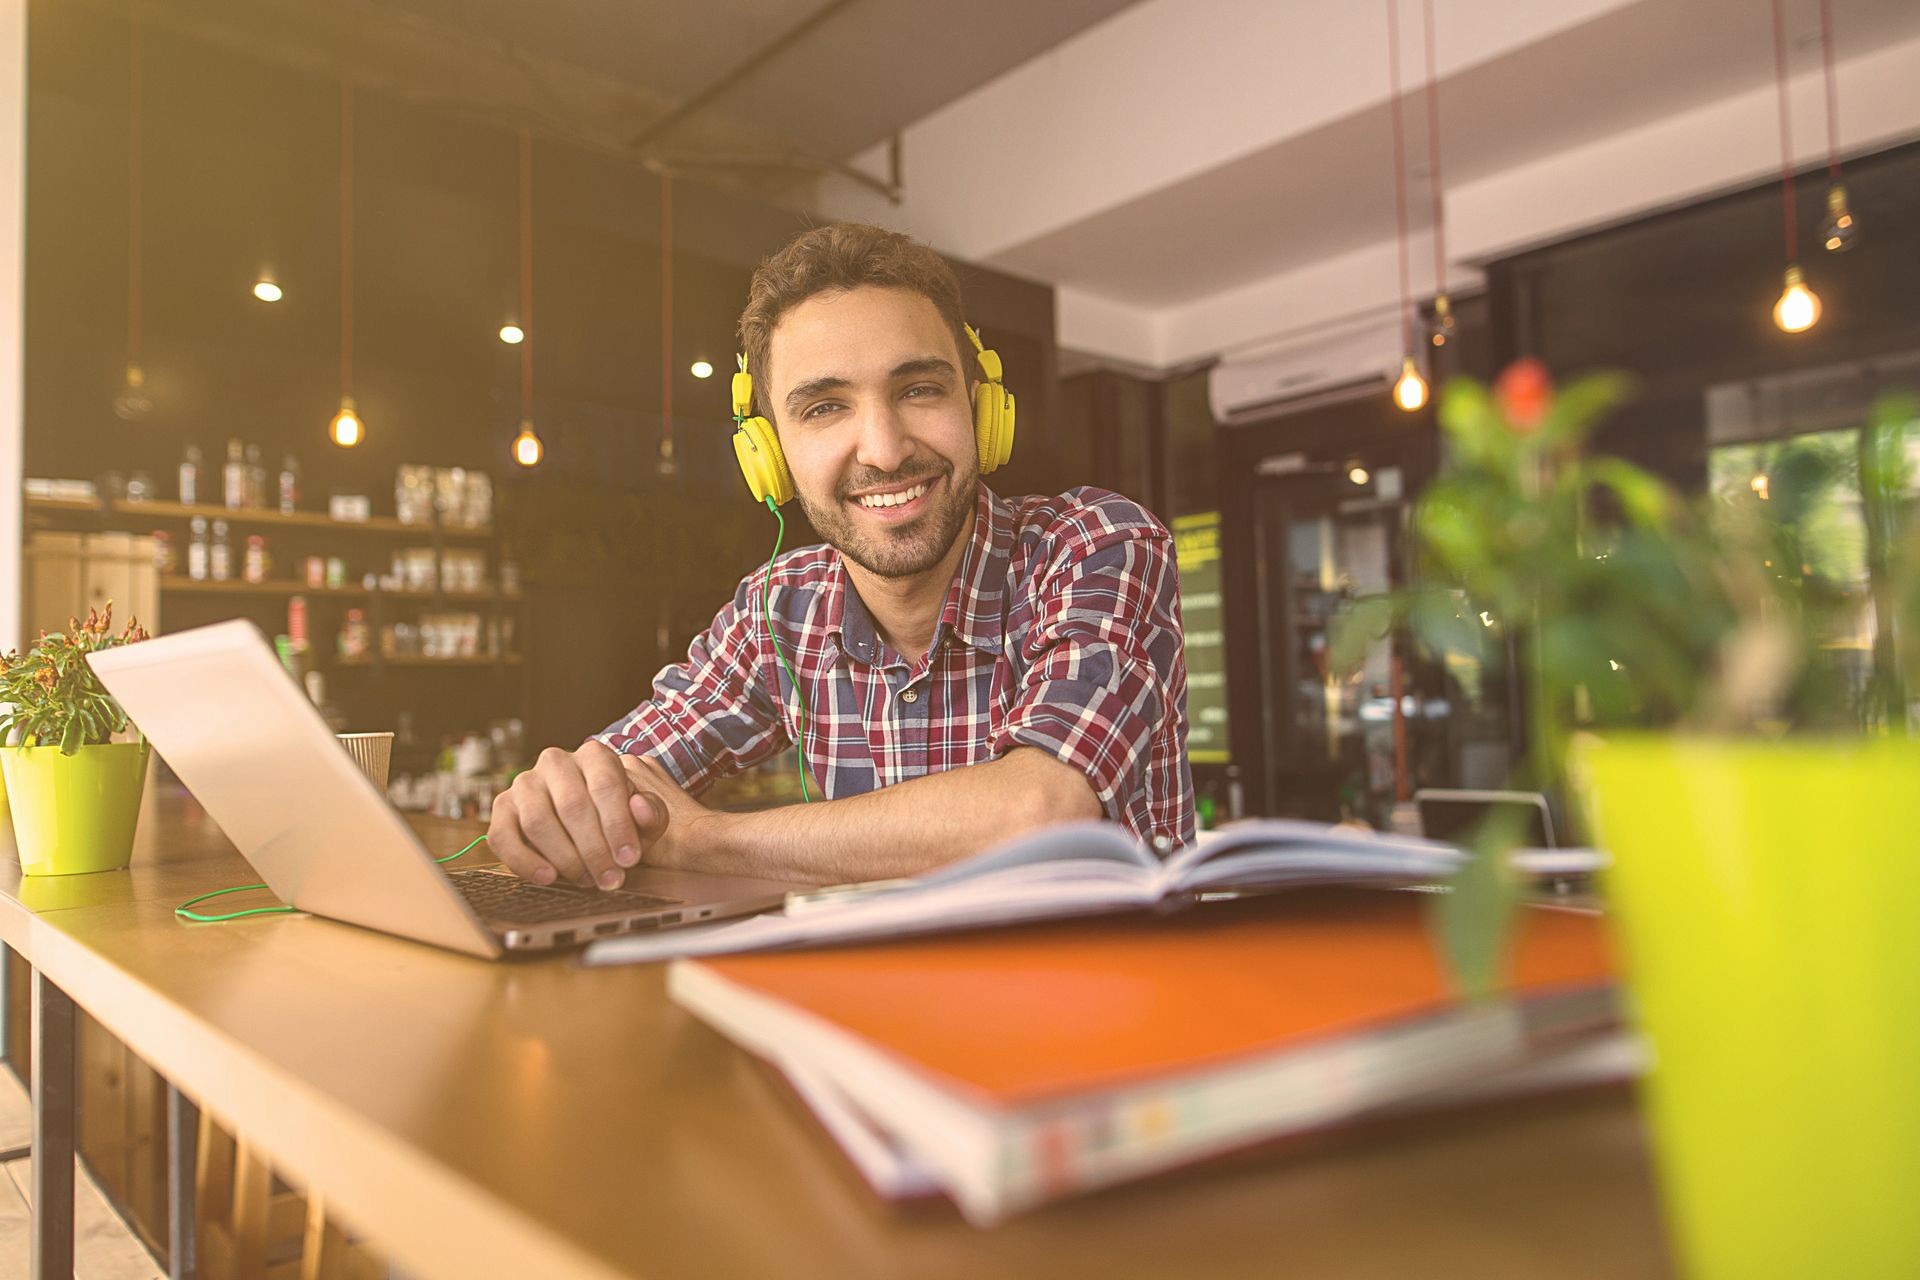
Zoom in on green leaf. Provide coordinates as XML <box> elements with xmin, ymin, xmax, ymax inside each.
<box><xmin>1329</xmin><ymin>595</ymin><xmax>1396</xmax><ymax>675</ymax></box>
<box><xmin>1432</xmin><ymin>807</ymin><xmax>1526</xmax><ymax>1000</ymax></box>
<box><xmin>58</xmin><ymin>717</ymin><xmax>83</xmax><ymax>756</ymax></box>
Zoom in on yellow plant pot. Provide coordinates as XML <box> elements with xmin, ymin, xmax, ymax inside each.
<box><xmin>1579</xmin><ymin>736</ymin><xmax>1920</xmax><ymax>1280</ymax></box>
<box><xmin>0</xmin><ymin>741</ymin><xmax>150</xmax><ymax>876</ymax></box>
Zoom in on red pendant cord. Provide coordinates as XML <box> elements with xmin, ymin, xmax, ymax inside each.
<box><xmin>519</xmin><ymin>128</ymin><xmax>533</xmax><ymax>425</ymax></box>
<box><xmin>1386</xmin><ymin>0</ymin><xmax>1414</xmax><ymax>355</ymax></box>
<box><xmin>127</xmin><ymin>15</ymin><xmax>142</xmax><ymax>370</ymax></box>
<box><xmin>1421</xmin><ymin>0</ymin><xmax>1447</xmax><ymax>300</ymax></box>
<box><xmin>1769</xmin><ymin>0</ymin><xmax>1798</xmax><ymax>264</ymax></box>
<box><xmin>1818</xmin><ymin>0</ymin><xmax>1841</xmax><ymax>181</ymax></box>
<box><xmin>340</xmin><ymin>78</ymin><xmax>354</xmax><ymax>397</ymax></box>
<box><xmin>661</xmin><ymin>173</ymin><xmax>674</xmax><ymax>456</ymax></box>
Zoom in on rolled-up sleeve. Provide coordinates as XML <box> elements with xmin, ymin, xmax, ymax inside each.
<box><xmin>594</xmin><ymin>573</ymin><xmax>790</xmax><ymax>794</ymax></box>
<box><xmin>989</xmin><ymin>518</ymin><xmax>1185</xmax><ymax>823</ymax></box>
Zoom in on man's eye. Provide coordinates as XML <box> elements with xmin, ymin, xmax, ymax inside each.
<box><xmin>904</xmin><ymin>384</ymin><xmax>945</xmax><ymax>400</ymax></box>
<box><xmin>803</xmin><ymin>401</ymin><xmax>844</xmax><ymax>420</ymax></box>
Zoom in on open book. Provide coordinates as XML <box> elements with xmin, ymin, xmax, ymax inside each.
<box><xmin>582</xmin><ymin>818</ymin><xmax>1597</xmax><ymax>967</ymax></box>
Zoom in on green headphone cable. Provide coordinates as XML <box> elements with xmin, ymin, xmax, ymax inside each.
<box><xmin>174</xmin><ymin>832</ymin><xmax>490</xmax><ymax>922</ymax></box>
<box><xmin>762</xmin><ymin>496</ymin><xmax>814</xmax><ymax>802</ymax></box>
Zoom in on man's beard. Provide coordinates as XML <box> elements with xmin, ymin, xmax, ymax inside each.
<box><xmin>799</xmin><ymin>457</ymin><xmax>980</xmax><ymax>580</ymax></box>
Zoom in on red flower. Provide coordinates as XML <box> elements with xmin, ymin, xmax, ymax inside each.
<box><xmin>1495</xmin><ymin>359</ymin><xmax>1554</xmax><ymax>433</ymax></box>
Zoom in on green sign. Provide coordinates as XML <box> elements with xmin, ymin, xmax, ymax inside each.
<box><xmin>1172</xmin><ymin>512</ymin><xmax>1229</xmax><ymax>764</ymax></box>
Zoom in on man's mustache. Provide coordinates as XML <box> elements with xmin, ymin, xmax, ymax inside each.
<box><xmin>837</xmin><ymin>461</ymin><xmax>947</xmax><ymax>501</ymax></box>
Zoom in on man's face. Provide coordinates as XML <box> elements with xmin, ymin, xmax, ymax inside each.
<box><xmin>766</xmin><ymin>286</ymin><xmax>979</xmax><ymax>580</ymax></box>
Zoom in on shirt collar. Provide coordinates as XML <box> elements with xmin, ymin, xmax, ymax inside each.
<box><xmin>828</xmin><ymin>483</ymin><xmax>1011</xmax><ymax>663</ymax></box>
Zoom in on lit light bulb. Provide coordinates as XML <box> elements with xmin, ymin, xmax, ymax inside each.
<box><xmin>328</xmin><ymin>397</ymin><xmax>363</xmax><ymax>448</ymax></box>
<box><xmin>252</xmin><ymin>280</ymin><xmax>283</xmax><ymax>303</ymax></box>
<box><xmin>1429</xmin><ymin>293</ymin><xmax>1456</xmax><ymax>348</ymax></box>
<box><xmin>1772</xmin><ymin>265</ymin><xmax>1821</xmax><ymax>333</ymax></box>
<box><xmin>1393</xmin><ymin>356</ymin><xmax>1428</xmax><ymax>412</ymax></box>
<box><xmin>1822</xmin><ymin>185</ymin><xmax>1858</xmax><ymax>253</ymax></box>
<box><xmin>512</xmin><ymin>419</ymin><xmax>543</xmax><ymax>467</ymax></box>
<box><xmin>1347</xmin><ymin>464</ymin><xmax>1371</xmax><ymax>486</ymax></box>
<box><xmin>1750</xmin><ymin>472</ymin><xmax>1771</xmax><ymax>501</ymax></box>
<box><xmin>499</xmin><ymin>324</ymin><xmax>525</xmax><ymax>345</ymax></box>
<box><xmin>112</xmin><ymin>363</ymin><xmax>153</xmax><ymax>421</ymax></box>
<box><xmin>689</xmin><ymin>360</ymin><xmax>714</xmax><ymax>380</ymax></box>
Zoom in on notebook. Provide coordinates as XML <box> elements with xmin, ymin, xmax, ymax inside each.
<box><xmin>669</xmin><ymin>889</ymin><xmax>1619</xmax><ymax>1224</ymax></box>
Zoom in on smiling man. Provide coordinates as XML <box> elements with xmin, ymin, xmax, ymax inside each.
<box><xmin>487</xmin><ymin>223</ymin><xmax>1192</xmax><ymax>891</ymax></box>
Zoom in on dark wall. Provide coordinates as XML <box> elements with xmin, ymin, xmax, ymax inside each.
<box><xmin>24</xmin><ymin>0</ymin><xmax>1057</xmax><ymax>753</ymax></box>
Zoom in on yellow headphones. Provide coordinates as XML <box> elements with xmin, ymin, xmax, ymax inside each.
<box><xmin>730</xmin><ymin>323</ymin><xmax>1016</xmax><ymax>506</ymax></box>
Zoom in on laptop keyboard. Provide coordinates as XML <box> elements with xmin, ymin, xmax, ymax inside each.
<box><xmin>447</xmin><ymin>868</ymin><xmax>681</xmax><ymax>924</ymax></box>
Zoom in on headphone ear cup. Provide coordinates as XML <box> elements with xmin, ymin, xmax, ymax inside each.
<box><xmin>733</xmin><ymin>416</ymin><xmax>795</xmax><ymax>506</ymax></box>
<box><xmin>974</xmin><ymin>382</ymin><xmax>1015</xmax><ymax>475</ymax></box>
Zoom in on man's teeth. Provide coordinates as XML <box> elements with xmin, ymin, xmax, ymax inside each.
<box><xmin>856</xmin><ymin>481</ymin><xmax>930</xmax><ymax>509</ymax></box>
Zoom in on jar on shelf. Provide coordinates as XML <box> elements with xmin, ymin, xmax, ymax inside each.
<box><xmin>152</xmin><ymin>529</ymin><xmax>177</xmax><ymax>576</ymax></box>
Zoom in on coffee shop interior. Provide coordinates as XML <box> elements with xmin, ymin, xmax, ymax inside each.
<box><xmin>1</xmin><ymin>0</ymin><xmax>1918</xmax><ymax>1277</ymax></box>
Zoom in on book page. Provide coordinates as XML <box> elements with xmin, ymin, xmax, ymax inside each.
<box><xmin>1156</xmin><ymin>820</ymin><xmax>1463</xmax><ymax>895</ymax></box>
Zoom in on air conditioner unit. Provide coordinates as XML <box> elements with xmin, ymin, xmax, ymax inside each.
<box><xmin>1208</xmin><ymin>319</ymin><xmax>1403</xmax><ymax>424</ymax></box>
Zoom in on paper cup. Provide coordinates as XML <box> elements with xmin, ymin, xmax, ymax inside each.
<box><xmin>337</xmin><ymin>732</ymin><xmax>394</xmax><ymax>791</ymax></box>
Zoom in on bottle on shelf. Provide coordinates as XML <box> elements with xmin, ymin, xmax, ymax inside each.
<box><xmin>179</xmin><ymin>444</ymin><xmax>202</xmax><ymax>505</ymax></box>
<box><xmin>209</xmin><ymin>519</ymin><xmax>232</xmax><ymax>581</ymax></box>
<box><xmin>245</xmin><ymin>443</ymin><xmax>267</xmax><ymax>509</ymax></box>
<box><xmin>187</xmin><ymin>516</ymin><xmax>209</xmax><ymax>581</ymax></box>
<box><xmin>223</xmin><ymin>438</ymin><xmax>247</xmax><ymax>508</ymax></box>
<box><xmin>152</xmin><ymin>529</ymin><xmax>176</xmax><ymax>576</ymax></box>
<box><xmin>278</xmin><ymin>453</ymin><xmax>300</xmax><ymax>515</ymax></box>
<box><xmin>243</xmin><ymin>534</ymin><xmax>269</xmax><ymax>584</ymax></box>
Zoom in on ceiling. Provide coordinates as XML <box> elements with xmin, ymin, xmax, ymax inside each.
<box><xmin>121</xmin><ymin>0</ymin><xmax>1146</xmax><ymax>189</ymax></box>
<box><xmin>984</xmin><ymin>0</ymin><xmax>1920</xmax><ymax>310</ymax></box>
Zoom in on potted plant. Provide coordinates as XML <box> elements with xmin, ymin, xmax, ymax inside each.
<box><xmin>1335</xmin><ymin>366</ymin><xmax>1920</xmax><ymax>1279</ymax></box>
<box><xmin>0</xmin><ymin>602</ymin><xmax>153</xmax><ymax>875</ymax></box>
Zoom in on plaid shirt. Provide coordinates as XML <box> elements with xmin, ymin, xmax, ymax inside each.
<box><xmin>596</xmin><ymin>485</ymin><xmax>1194</xmax><ymax>848</ymax></box>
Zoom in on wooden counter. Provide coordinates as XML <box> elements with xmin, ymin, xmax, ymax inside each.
<box><xmin>0</xmin><ymin>789</ymin><xmax>1673</xmax><ymax>1278</ymax></box>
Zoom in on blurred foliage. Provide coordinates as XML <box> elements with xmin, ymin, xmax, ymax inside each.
<box><xmin>1332</xmin><ymin>364</ymin><xmax>1920</xmax><ymax>994</ymax></box>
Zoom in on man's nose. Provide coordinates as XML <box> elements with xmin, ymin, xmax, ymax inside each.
<box><xmin>851</xmin><ymin>402</ymin><xmax>914</xmax><ymax>476</ymax></box>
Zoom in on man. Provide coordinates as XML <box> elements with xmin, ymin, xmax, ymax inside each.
<box><xmin>488</xmin><ymin>222</ymin><xmax>1191</xmax><ymax>891</ymax></box>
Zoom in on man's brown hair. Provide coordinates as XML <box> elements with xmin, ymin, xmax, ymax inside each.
<box><xmin>737</xmin><ymin>222</ymin><xmax>970</xmax><ymax>423</ymax></box>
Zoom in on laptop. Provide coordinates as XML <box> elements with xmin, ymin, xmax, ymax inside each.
<box><xmin>89</xmin><ymin>619</ymin><xmax>802</xmax><ymax>958</ymax></box>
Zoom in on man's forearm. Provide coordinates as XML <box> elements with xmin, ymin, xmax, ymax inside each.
<box><xmin>684</xmin><ymin>747</ymin><xmax>1102</xmax><ymax>884</ymax></box>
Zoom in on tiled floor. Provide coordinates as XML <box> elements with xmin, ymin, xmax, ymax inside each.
<box><xmin>0</xmin><ymin>1068</ymin><xmax>167</xmax><ymax>1280</ymax></box>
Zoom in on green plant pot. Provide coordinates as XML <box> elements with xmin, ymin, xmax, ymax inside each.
<box><xmin>1579</xmin><ymin>736</ymin><xmax>1920</xmax><ymax>1280</ymax></box>
<box><xmin>0</xmin><ymin>741</ymin><xmax>150</xmax><ymax>876</ymax></box>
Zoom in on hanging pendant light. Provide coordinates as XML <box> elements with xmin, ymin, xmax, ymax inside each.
<box><xmin>1815</xmin><ymin>0</ymin><xmax>1856</xmax><ymax>251</ymax></box>
<box><xmin>1421</xmin><ymin>0</ymin><xmax>1454</xmax><ymax>349</ymax></box>
<box><xmin>512</xmin><ymin>419</ymin><xmax>543</xmax><ymax>467</ymax></box>
<box><xmin>512</xmin><ymin>128</ymin><xmax>542</xmax><ymax>468</ymax></box>
<box><xmin>331</xmin><ymin>76</ymin><xmax>363</xmax><ymax>444</ymax></box>
<box><xmin>115</xmin><ymin>14</ymin><xmax>151</xmax><ymax>421</ymax></box>
<box><xmin>1769</xmin><ymin>0</ymin><xmax>1821</xmax><ymax>333</ymax></box>
<box><xmin>1385</xmin><ymin>0</ymin><xmax>1428</xmax><ymax>410</ymax></box>
<box><xmin>657</xmin><ymin>172</ymin><xmax>678</xmax><ymax>477</ymax></box>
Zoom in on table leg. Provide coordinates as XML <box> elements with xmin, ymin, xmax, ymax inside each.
<box><xmin>167</xmin><ymin>1083</ymin><xmax>198</xmax><ymax>1280</ymax></box>
<box><xmin>30</xmin><ymin>969</ymin><xmax>75</xmax><ymax>1280</ymax></box>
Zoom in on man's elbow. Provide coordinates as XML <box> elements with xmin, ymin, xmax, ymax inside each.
<box><xmin>1010</xmin><ymin>749</ymin><xmax>1105</xmax><ymax>830</ymax></box>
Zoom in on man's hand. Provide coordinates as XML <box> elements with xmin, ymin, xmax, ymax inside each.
<box><xmin>613</xmin><ymin>755</ymin><xmax>714</xmax><ymax>873</ymax></box>
<box><xmin>488</xmin><ymin>740</ymin><xmax>655</xmax><ymax>890</ymax></box>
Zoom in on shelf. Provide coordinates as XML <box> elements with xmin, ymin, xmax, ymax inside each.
<box><xmin>31</xmin><ymin>495</ymin><xmax>496</xmax><ymax>539</ymax></box>
<box><xmin>158</xmin><ymin>576</ymin><xmax>521</xmax><ymax>602</ymax></box>
<box><xmin>335</xmin><ymin>654</ymin><xmax>523</xmax><ymax>669</ymax></box>
<box><xmin>162</xmin><ymin>577</ymin><xmax>366</xmax><ymax>597</ymax></box>
<box><xmin>23</xmin><ymin>493</ymin><xmax>101</xmax><ymax>511</ymax></box>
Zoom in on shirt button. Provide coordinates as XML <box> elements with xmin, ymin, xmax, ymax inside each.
<box><xmin>901</xmin><ymin>688</ymin><xmax>919</xmax><ymax>703</ymax></box>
